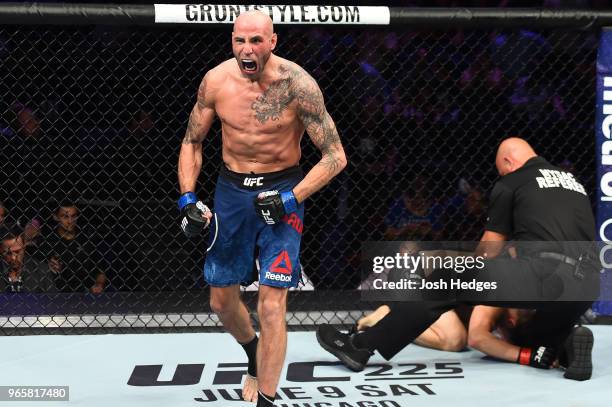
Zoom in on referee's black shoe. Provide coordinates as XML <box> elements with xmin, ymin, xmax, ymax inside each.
<box><xmin>316</xmin><ymin>324</ymin><xmax>373</xmax><ymax>372</ymax></box>
<box><xmin>563</xmin><ymin>325</ymin><xmax>594</xmax><ymax>381</ymax></box>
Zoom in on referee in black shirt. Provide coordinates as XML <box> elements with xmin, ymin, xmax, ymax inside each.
<box><xmin>318</xmin><ymin>138</ymin><xmax>599</xmax><ymax>381</ymax></box>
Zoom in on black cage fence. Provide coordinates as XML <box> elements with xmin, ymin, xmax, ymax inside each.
<box><xmin>0</xmin><ymin>4</ymin><xmax>605</xmax><ymax>332</ymax></box>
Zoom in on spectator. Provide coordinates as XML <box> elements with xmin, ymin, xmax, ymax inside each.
<box><xmin>0</xmin><ymin>229</ymin><xmax>55</xmax><ymax>293</ymax></box>
<box><xmin>0</xmin><ymin>201</ymin><xmax>9</xmax><ymax>231</ymax></box>
<box><xmin>352</xmin><ymin>149</ymin><xmax>396</xmax><ymax>242</ymax></box>
<box><xmin>1</xmin><ymin>103</ymin><xmax>56</xmax><ymax>221</ymax></box>
<box><xmin>384</xmin><ymin>176</ymin><xmax>444</xmax><ymax>241</ymax></box>
<box><xmin>8</xmin><ymin>102</ymin><xmax>41</xmax><ymax>139</ymax></box>
<box><xmin>43</xmin><ymin>201</ymin><xmax>107</xmax><ymax>293</ymax></box>
<box><xmin>0</xmin><ymin>201</ymin><xmax>11</xmax><ymax>276</ymax></box>
<box><xmin>90</xmin><ymin>271</ymin><xmax>110</xmax><ymax>294</ymax></box>
<box><xmin>107</xmin><ymin>108</ymin><xmax>174</xmax><ymax>201</ymax></box>
<box><xmin>443</xmin><ymin>185</ymin><xmax>488</xmax><ymax>241</ymax></box>
<box><xmin>22</xmin><ymin>217</ymin><xmax>44</xmax><ymax>262</ymax></box>
<box><xmin>0</xmin><ymin>201</ymin><xmax>18</xmax><ymax>240</ymax></box>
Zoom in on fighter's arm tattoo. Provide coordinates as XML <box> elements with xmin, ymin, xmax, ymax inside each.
<box><xmin>292</xmin><ymin>66</ymin><xmax>344</xmax><ymax>174</ymax></box>
<box><xmin>182</xmin><ymin>74</ymin><xmax>215</xmax><ymax>144</ymax></box>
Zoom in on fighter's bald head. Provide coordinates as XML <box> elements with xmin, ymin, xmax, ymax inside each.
<box><xmin>233</xmin><ymin>10</ymin><xmax>274</xmax><ymax>37</ymax></box>
<box><xmin>495</xmin><ymin>137</ymin><xmax>537</xmax><ymax>176</ymax></box>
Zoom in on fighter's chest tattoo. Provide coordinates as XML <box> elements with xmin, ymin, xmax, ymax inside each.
<box><xmin>251</xmin><ymin>69</ymin><xmax>295</xmax><ymax>124</ymax></box>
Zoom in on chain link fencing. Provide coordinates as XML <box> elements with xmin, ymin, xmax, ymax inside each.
<box><xmin>0</xmin><ymin>23</ymin><xmax>600</xmax><ymax>333</ymax></box>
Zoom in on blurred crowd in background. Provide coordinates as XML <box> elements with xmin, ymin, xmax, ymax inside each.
<box><xmin>0</xmin><ymin>10</ymin><xmax>597</xmax><ymax>292</ymax></box>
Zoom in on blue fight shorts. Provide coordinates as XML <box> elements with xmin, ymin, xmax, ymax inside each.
<box><xmin>203</xmin><ymin>166</ymin><xmax>304</xmax><ymax>288</ymax></box>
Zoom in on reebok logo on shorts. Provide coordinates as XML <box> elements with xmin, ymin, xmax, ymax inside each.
<box><xmin>271</xmin><ymin>250</ymin><xmax>292</xmax><ymax>274</ymax></box>
<box><xmin>265</xmin><ymin>271</ymin><xmax>292</xmax><ymax>282</ymax></box>
<box><xmin>265</xmin><ymin>250</ymin><xmax>293</xmax><ymax>282</ymax></box>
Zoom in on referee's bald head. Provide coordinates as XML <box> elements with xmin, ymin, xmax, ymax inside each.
<box><xmin>495</xmin><ymin>137</ymin><xmax>537</xmax><ymax>176</ymax></box>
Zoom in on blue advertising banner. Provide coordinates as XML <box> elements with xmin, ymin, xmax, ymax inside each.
<box><xmin>595</xmin><ymin>28</ymin><xmax>612</xmax><ymax>315</ymax></box>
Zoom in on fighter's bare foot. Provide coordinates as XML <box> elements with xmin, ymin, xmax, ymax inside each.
<box><xmin>242</xmin><ymin>374</ymin><xmax>258</xmax><ymax>402</ymax></box>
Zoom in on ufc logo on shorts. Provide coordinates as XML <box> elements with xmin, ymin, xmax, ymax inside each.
<box><xmin>243</xmin><ymin>177</ymin><xmax>263</xmax><ymax>187</ymax></box>
<box><xmin>261</xmin><ymin>209</ymin><xmax>275</xmax><ymax>225</ymax></box>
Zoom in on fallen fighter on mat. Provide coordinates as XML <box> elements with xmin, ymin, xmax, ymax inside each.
<box><xmin>329</xmin><ymin>303</ymin><xmax>592</xmax><ymax>379</ymax></box>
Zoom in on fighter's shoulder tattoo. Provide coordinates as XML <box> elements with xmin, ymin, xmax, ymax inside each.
<box><xmin>250</xmin><ymin>64</ymin><xmax>297</xmax><ymax>124</ymax></box>
<box><xmin>291</xmin><ymin>65</ymin><xmax>325</xmax><ymax>128</ymax></box>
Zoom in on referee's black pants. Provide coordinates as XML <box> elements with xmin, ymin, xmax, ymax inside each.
<box><xmin>360</xmin><ymin>256</ymin><xmax>598</xmax><ymax>360</ymax></box>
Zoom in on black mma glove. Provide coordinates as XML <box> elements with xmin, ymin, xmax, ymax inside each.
<box><xmin>517</xmin><ymin>346</ymin><xmax>556</xmax><ymax>369</ymax></box>
<box><xmin>178</xmin><ymin>192</ymin><xmax>211</xmax><ymax>237</ymax></box>
<box><xmin>253</xmin><ymin>190</ymin><xmax>297</xmax><ymax>225</ymax></box>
